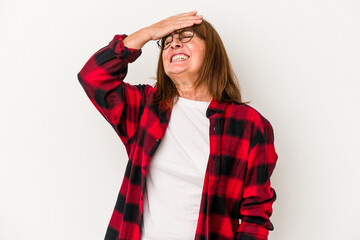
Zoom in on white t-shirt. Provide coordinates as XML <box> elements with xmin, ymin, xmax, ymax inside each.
<box><xmin>141</xmin><ymin>96</ymin><xmax>211</xmax><ymax>240</ymax></box>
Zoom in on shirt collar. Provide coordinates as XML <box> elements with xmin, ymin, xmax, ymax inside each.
<box><xmin>206</xmin><ymin>98</ymin><xmax>227</xmax><ymax>118</ymax></box>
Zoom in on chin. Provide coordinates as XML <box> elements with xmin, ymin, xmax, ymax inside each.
<box><xmin>165</xmin><ymin>68</ymin><xmax>187</xmax><ymax>76</ymax></box>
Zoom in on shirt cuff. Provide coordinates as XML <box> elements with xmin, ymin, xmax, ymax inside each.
<box><xmin>108</xmin><ymin>34</ymin><xmax>142</xmax><ymax>63</ymax></box>
<box><xmin>237</xmin><ymin>221</ymin><xmax>270</xmax><ymax>237</ymax></box>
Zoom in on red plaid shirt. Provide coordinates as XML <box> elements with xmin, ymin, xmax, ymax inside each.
<box><xmin>77</xmin><ymin>34</ymin><xmax>278</xmax><ymax>240</ymax></box>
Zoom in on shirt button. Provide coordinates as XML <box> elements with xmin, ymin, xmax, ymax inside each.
<box><xmin>156</xmin><ymin>139</ymin><xmax>160</xmax><ymax>142</ymax></box>
<box><xmin>213</xmin><ymin>126</ymin><xmax>216</xmax><ymax>131</ymax></box>
<box><xmin>140</xmin><ymin>196</ymin><xmax>143</xmax><ymax>200</ymax></box>
<box><xmin>143</xmin><ymin>166</ymin><xmax>146</xmax><ymax>170</ymax></box>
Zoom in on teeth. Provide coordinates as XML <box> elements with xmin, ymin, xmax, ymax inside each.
<box><xmin>171</xmin><ymin>54</ymin><xmax>189</xmax><ymax>62</ymax></box>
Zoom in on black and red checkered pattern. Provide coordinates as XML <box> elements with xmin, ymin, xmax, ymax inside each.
<box><xmin>77</xmin><ymin>34</ymin><xmax>278</xmax><ymax>240</ymax></box>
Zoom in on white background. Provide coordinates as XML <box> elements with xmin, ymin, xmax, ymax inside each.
<box><xmin>1</xmin><ymin>0</ymin><xmax>359</xmax><ymax>239</ymax></box>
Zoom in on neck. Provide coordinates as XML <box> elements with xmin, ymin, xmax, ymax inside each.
<box><xmin>172</xmin><ymin>77</ymin><xmax>212</xmax><ymax>102</ymax></box>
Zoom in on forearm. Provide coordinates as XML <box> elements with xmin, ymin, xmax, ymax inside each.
<box><xmin>122</xmin><ymin>28</ymin><xmax>152</xmax><ymax>50</ymax></box>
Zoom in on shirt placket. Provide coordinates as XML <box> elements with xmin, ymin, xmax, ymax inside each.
<box><xmin>138</xmin><ymin>106</ymin><xmax>172</xmax><ymax>237</ymax></box>
<box><xmin>197</xmin><ymin>111</ymin><xmax>223</xmax><ymax>239</ymax></box>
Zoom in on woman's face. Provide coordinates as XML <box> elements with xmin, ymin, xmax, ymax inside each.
<box><xmin>162</xmin><ymin>30</ymin><xmax>206</xmax><ymax>81</ymax></box>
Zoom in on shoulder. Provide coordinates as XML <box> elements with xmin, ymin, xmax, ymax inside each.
<box><xmin>225</xmin><ymin>102</ymin><xmax>272</xmax><ymax>131</ymax></box>
<box><xmin>221</xmin><ymin>101</ymin><xmax>276</xmax><ymax>155</ymax></box>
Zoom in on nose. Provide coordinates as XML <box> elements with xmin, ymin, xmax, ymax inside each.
<box><xmin>170</xmin><ymin>34</ymin><xmax>183</xmax><ymax>49</ymax></box>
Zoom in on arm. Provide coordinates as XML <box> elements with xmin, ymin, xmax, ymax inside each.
<box><xmin>236</xmin><ymin>123</ymin><xmax>278</xmax><ymax>240</ymax></box>
<box><xmin>77</xmin><ymin>11</ymin><xmax>203</xmax><ymax>153</ymax></box>
<box><xmin>77</xmin><ymin>31</ymin><xmax>150</xmax><ymax>153</ymax></box>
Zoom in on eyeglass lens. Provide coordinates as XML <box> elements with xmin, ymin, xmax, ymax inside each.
<box><xmin>162</xmin><ymin>30</ymin><xmax>194</xmax><ymax>49</ymax></box>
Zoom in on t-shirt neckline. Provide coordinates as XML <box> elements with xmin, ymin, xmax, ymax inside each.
<box><xmin>176</xmin><ymin>96</ymin><xmax>211</xmax><ymax>108</ymax></box>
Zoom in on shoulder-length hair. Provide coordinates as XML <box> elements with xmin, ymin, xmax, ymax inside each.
<box><xmin>152</xmin><ymin>19</ymin><xmax>248</xmax><ymax>111</ymax></box>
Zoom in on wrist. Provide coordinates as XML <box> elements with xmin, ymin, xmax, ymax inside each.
<box><xmin>140</xmin><ymin>27</ymin><xmax>153</xmax><ymax>41</ymax></box>
<box><xmin>123</xmin><ymin>28</ymin><xmax>151</xmax><ymax>50</ymax></box>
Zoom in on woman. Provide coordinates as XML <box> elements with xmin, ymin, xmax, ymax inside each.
<box><xmin>78</xmin><ymin>11</ymin><xmax>278</xmax><ymax>240</ymax></box>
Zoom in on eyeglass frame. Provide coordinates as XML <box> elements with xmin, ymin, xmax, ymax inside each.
<box><xmin>156</xmin><ymin>28</ymin><xmax>205</xmax><ymax>50</ymax></box>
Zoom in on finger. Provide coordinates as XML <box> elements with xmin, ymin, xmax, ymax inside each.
<box><xmin>175</xmin><ymin>17</ymin><xmax>203</xmax><ymax>26</ymax></box>
<box><xmin>176</xmin><ymin>15</ymin><xmax>203</xmax><ymax>20</ymax></box>
<box><xmin>176</xmin><ymin>11</ymin><xmax>197</xmax><ymax>16</ymax></box>
<box><xmin>176</xmin><ymin>14</ymin><xmax>203</xmax><ymax>20</ymax></box>
<box><xmin>154</xmin><ymin>14</ymin><xmax>202</xmax><ymax>38</ymax></box>
<box><xmin>173</xmin><ymin>15</ymin><xmax>203</xmax><ymax>23</ymax></box>
<box><xmin>175</xmin><ymin>20</ymin><xmax>202</xmax><ymax>29</ymax></box>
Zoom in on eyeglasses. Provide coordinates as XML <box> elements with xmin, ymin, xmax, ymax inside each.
<box><xmin>157</xmin><ymin>28</ymin><xmax>204</xmax><ymax>50</ymax></box>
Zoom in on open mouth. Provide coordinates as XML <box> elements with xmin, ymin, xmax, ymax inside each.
<box><xmin>170</xmin><ymin>54</ymin><xmax>190</xmax><ymax>63</ymax></box>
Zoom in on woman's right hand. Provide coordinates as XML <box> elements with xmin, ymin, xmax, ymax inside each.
<box><xmin>122</xmin><ymin>11</ymin><xmax>203</xmax><ymax>50</ymax></box>
<box><xmin>145</xmin><ymin>11</ymin><xmax>203</xmax><ymax>40</ymax></box>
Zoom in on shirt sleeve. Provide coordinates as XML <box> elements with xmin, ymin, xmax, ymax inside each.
<box><xmin>236</xmin><ymin>122</ymin><xmax>278</xmax><ymax>240</ymax></box>
<box><xmin>77</xmin><ymin>34</ymin><xmax>148</xmax><ymax>154</ymax></box>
